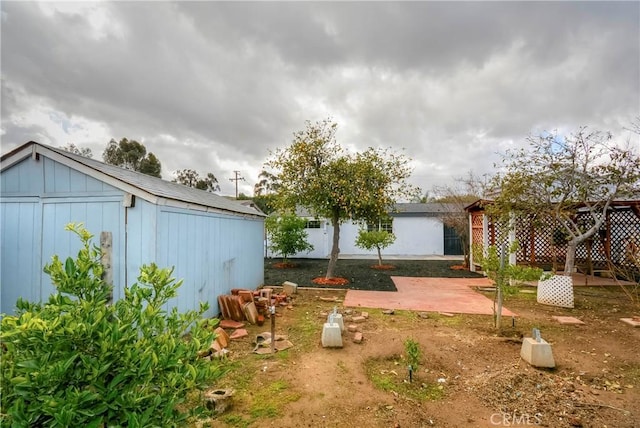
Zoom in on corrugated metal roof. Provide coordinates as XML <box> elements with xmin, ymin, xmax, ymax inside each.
<box><xmin>2</xmin><ymin>141</ymin><xmax>263</xmax><ymax>217</ymax></box>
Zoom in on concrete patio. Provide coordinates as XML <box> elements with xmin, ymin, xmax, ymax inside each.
<box><xmin>343</xmin><ymin>276</ymin><xmax>516</xmax><ymax>316</ymax></box>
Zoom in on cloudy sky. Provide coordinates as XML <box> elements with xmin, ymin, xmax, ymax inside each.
<box><xmin>2</xmin><ymin>1</ymin><xmax>639</xmax><ymax>197</ymax></box>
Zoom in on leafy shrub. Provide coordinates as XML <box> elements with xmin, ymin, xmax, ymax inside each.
<box><xmin>0</xmin><ymin>224</ymin><xmax>224</xmax><ymax>427</ymax></box>
<box><xmin>265</xmin><ymin>213</ymin><xmax>314</xmax><ymax>262</ymax></box>
<box><xmin>355</xmin><ymin>229</ymin><xmax>396</xmax><ymax>266</ymax></box>
<box><xmin>404</xmin><ymin>338</ymin><xmax>422</xmax><ymax>372</ymax></box>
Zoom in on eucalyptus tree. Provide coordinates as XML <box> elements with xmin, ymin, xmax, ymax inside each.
<box><xmin>172</xmin><ymin>169</ymin><xmax>220</xmax><ymax>192</ymax></box>
<box><xmin>103</xmin><ymin>138</ymin><xmax>162</xmax><ymax>178</ymax></box>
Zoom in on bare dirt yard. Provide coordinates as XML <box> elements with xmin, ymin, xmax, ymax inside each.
<box><xmin>206</xmin><ymin>259</ymin><xmax>640</xmax><ymax>428</ymax></box>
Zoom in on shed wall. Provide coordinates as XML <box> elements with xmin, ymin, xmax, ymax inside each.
<box><xmin>1</xmin><ymin>155</ymin><xmax>264</xmax><ymax>317</ymax></box>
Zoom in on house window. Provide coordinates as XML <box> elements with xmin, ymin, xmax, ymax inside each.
<box><xmin>367</xmin><ymin>218</ymin><xmax>393</xmax><ymax>233</ymax></box>
<box><xmin>306</xmin><ymin>220</ymin><xmax>322</xmax><ymax>229</ymax></box>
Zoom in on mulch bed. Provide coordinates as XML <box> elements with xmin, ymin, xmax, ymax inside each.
<box><xmin>264</xmin><ymin>258</ymin><xmax>483</xmax><ymax>292</ymax></box>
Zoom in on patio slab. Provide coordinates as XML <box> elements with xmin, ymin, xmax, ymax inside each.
<box><xmin>344</xmin><ymin>276</ymin><xmax>516</xmax><ymax>316</ymax></box>
<box><xmin>551</xmin><ymin>316</ymin><xmax>586</xmax><ymax>325</ymax></box>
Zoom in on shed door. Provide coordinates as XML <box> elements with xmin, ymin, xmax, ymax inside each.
<box><xmin>443</xmin><ymin>225</ymin><xmax>463</xmax><ymax>255</ymax></box>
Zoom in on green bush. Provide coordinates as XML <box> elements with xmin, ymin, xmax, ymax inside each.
<box><xmin>265</xmin><ymin>213</ymin><xmax>314</xmax><ymax>262</ymax></box>
<box><xmin>0</xmin><ymin>224</ymin><xmax>224</xmax><ymax>427</ymax></box>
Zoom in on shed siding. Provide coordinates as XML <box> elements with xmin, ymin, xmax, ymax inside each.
<box><xmin>155</xmin><ymin>208</ymin><xmax>264</xmax><ymax>317</ymax></box>
<box><xmin>1</xmin><ymin>151</ymin><xmax>264</xmax><ymax>317</ymax></box>
<box><xmin>1</xmin><ymin>157</ymin><xmax>126</xmax><ymax>314</ymax></box>
<box><xmin>1</xmin><ymin>201</ymin><xmax>41</xmax><ymax>311</ymax></box>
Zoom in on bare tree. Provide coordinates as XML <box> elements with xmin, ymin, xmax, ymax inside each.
<box><xmin>490</xmin><ymin>127</ymin><xmax>640</xmax><ymax>275</ymax></box>
<box><xmin>432</xmin><ymin>171</ymin><xmax>489</xmax><ymax>267</ymax></box>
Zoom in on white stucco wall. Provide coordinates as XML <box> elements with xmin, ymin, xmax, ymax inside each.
<box><xmin>266</xmin><ymin>216</ymin><xmax>446</xmax><ymax>259</ymax></box>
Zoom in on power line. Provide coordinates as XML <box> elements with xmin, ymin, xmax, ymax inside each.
<box><xmin>229</xmin><ymin>170</ymin><xmax>245</xmax><ymax>199</ymax></box>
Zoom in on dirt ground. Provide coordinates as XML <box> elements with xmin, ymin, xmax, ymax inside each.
<box><xmin>210</xmin><ymin>260</ymin><xmax>640</xmax><ymax>428</ymax></box>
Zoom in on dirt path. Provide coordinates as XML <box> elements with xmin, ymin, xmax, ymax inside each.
<box><xmin>213</xmin><ymin>286</ymin><xmax>640</xmax><ymax>428</ymax></box>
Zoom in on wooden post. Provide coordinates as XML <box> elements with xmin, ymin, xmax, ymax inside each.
<box><xmin>100</xmin><ymin>231</ymin><xmax>113</xmax><ymax>303</ymax></box>
<box><xmin>270</xmin><ymin>305</ymin><xmax>276</xmax><ymax>354</ymax></box>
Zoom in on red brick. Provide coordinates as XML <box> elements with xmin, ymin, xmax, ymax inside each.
<box><xmin>353</xmin><ymin>332</ymin><xmax>363</xmax><ymax>343</ymax></box>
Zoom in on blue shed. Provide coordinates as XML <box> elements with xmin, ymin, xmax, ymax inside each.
<box><xmin>0</xmin><ymin>141</ymin><xmax>265</xmax><ymax>317</ymax></box>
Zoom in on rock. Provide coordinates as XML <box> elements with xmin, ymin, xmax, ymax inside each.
<box><xmin>204</xmin><ymin>389</ymin><xmax>235</xmax><ymax>413</ymax></box>
<box><xmin>347</xmin><ymin>324</ymin><xmax>359</xmax><ymax>332</ymax></box>
<box><xmin>417</xmin><ymin>312</ymin><xmax>430</xmax><ymax>319</ymax></box>
<box><xmin>352</xmin><ymin>316</ymin><xmax>366</xmax><ymax>323</ymax></box>
<box><xmin>382</xmin><ymin>309</ymin><xmax>395</xmax><ymax>315</ymax></box>
<box><xmin>229</xmin><ymin>328</ymin><xmax>249</xmax><ymax>340</ymax></box>
<box><xmin>353</xmin><ymin>332</ymin><xmax>363</xmax><ymax>343</ymax></box>
<box><xmin>361</xmin><ymin>311</ymin><xmax>369</xmax><ymax>319</ymax></box>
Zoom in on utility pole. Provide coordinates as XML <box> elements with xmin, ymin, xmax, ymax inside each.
<box><xmin>229</xmin><ymin>170</ymin><xmax>245</xmax><ymax>199</ymax></box>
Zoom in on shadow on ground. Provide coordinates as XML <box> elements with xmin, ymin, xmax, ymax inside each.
<box><xmin>263</xmin><ymin>258</ymin><xmax>484</xmax><ymax>292</ymax></box>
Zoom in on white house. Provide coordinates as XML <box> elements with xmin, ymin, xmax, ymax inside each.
<box><xmin>266</xmin><ymin>203</ymin><xmax>464</xmax><ymax>259</ymax></box>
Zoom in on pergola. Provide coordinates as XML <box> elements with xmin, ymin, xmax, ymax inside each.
<box><xmin>466</xmin><ymin>199</ymin><xmax>640</xmax><ymax>273</ymax></box>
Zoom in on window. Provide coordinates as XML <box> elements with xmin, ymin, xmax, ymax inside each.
<box><xmin>367</xmin><ymin>218</ymin><xmax>393</xmax><ymax>233</ymax></box>
<box><xmin>306</xmin><ymin>220</ymin><xmax>322</xmax><ymax>229</ymax></box>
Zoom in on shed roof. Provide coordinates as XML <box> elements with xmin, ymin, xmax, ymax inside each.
<box><xmin>1</xmin><ymin>141</ymin><xmax>264</xmax><ymax>217</ymax></box>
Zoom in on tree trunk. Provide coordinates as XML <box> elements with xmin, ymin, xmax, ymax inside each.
<box><xmin>376</xmin><ymin>246</ymin><xmax>383</xmax><ymax>266</ymax></box>
<box><xmin>325</xmin><ymin>214</ymin><xmax>341</xmax><ymax>279</ymax></box>
<box><xmin>564</xmin><ymin>239</ymin><xmax>578</xmax><ymax>276</ymax></box>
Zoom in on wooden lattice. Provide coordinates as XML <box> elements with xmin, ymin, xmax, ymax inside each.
<box><xmin>470</xmin><ymin>203</ymin><xmax>640</xmax><ymax>272</ymax></box>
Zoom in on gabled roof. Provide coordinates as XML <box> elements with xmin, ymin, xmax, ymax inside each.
<box><xmin>392</xmin><ymin>202</ymin><xmax>463</xmax><ymax>217</ymax></box>
<box><xmin>1</xmin><ymin>141</ymin><xmax>264</xmax><ymax>217</ymax></box>
<box><xmin>294</xmin><ymin>202</ymin><xmax>462</xmax><ymax>218</ymax></box>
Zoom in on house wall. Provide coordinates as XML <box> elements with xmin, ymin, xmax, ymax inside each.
<box><xmin>266</xmin><ymin>216</ymin><xmax>446</xmax><ymax>259</ymax></box>
<box><xmin>1</xmin><ymin>155</ymin><xmax>264</xmax><ymax>317</ymax></box>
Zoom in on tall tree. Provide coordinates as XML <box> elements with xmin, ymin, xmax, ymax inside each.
<box><xmin>432</xmin><ymin>171</ymin><xmax>488</xmax><ymax>267</ymax></box>
<box><xmin>172</xmin><ymin>169</ymin><xmax>220</xmax><ymax>192</ymax></box>
<box><xmin>254</xmin><ymin>170</ymin><xmax>280</xmax><ymax>196</ymax></box>
<box><xmin>102</xmin><ymin>138</ymin><xmax>162</xmax><ymax>178</ymax></box>
<box><xmin>59</xmin><ymin>143</ymin><xmax>93</xmax><ymax>158</ymax></box>
<box><xmin>267</xmin><ymin>119</ymin><xmax>418</xmax><ymax>278</ymax></box>
<box><xmin>490</xmin><ymin>127</ymin><xmax>640</xmax><ymax>275</ymax></box>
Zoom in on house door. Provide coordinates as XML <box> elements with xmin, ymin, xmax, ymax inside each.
<box><xmin>443</xmin><ymin>225</ymin><xmax>463</xmax><ymax>255</ymax></box>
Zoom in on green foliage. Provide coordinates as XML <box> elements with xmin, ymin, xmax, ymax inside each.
<box><xmin>172</xmin><ymin>169</ymin><xmax>221</xmax><ymax>192</ymax></box>
<box><xmin>404</xmin><ymin>338</ymin><xmax>421</xmax><ymax>372</ymax></box>
<box><xmin>266</xmin><ymin>118</ymin><xmax>419</xmax><ymax>277</ymax></box>
<box><xmin>59</xmin><ymin>143</ymin><xmax>93</xmax><ymax>158</ymax></box>
<box><xmin>265</xmin><ymin>214</ymin><xmax>314</xmax><ymax>262</ymax></box>
<box><xmin>481</xmin><ymin>244</ymin><xmax>546</xmax><ymax>329</ymax></box>
<box><xmin>103</xmin><ymin>137</ymin><xmax>162</xmax><ymax>178</ymax></box>
<box><xmin>489</xmin><ymin>127</ymin><xmax>640</xmax><ymax>274</ymax></box>
<box><xmin>481</xmin><ymin>244</ymin><xmax>546</xmax><ymax>293</ymax></box>
<box><xmin>355</xmin><ymin>229</ymin><xmax>396</xmax><ymax>266</ymax></box>
<box><xmin>0</xmin><ymin>224</ymin><xmax>223</xmax><ymax>427</ymax></box>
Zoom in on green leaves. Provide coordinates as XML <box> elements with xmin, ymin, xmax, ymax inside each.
<box><xmin>265</xmin><ymin>213</ymin><xmax>314</xmax><ymax>261</ymax></box>
<box><xmin>1</xmin><ymin>224</ymin><xmax>221</xmax><ymax>427</ymax></box>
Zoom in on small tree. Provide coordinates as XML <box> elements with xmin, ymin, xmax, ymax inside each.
<box><xmin>481</xmin><ymin>243</ymin><xmax>546</xmax><ymax>330</ymax></box>
<box><xmin>265</xmin><ymin>213</ymin><xmax>314</xmax><ymax>263</ymax></box>
<box><xmin>0</xmin><ymin>224</ymin><xmax>222</xmax><ymax>426</ymax></box>
<box><xmin>355</xmin><ymin>229</ymin><xmax>396</xmax><ymax>266</ymax></box>
<box><xmin>267</xmin><ymin>118</ymin><xmax>418</xmax><ymax>278</ymax></box>
<box><xmin>491</xmin><ymin>127</ymin><xmax>640</xmax><ymax>275</ymax></box>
